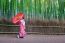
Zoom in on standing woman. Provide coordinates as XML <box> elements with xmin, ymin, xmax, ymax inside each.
<box><xmin>19</xmin><ymin>13</ymin><xmax>26</xmax><ymax>38</ymax></box>
<box><xmin>12</xmin><ymin>12</ymin><xmax>26</xmax><ymax>38</ymax></box>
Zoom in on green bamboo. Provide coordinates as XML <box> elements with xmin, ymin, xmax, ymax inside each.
<box><xmin>0</xmin><ymin>0</ymin><xmax>65</xmax><ymax>24</ymax></box>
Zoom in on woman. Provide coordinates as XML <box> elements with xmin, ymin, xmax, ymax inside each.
<box><xmin>18</xmin><ymin>17</ymin><xmax>26</xmax><ymax>38</ymax></box>
<box><xmin>12</xmin><ymin>12</ymin><xmax>26</xmax><ymax>38</ymax></box>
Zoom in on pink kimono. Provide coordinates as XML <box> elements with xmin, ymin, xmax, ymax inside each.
<box><xmin>19</xmin><ymin>19</ymin><xmax>26</xmax><ymax>38</ymax></box>
<box><xmin>12</xmin><ymin>12</ymin><xmax>26</xmax><ymax>38</ymax></box>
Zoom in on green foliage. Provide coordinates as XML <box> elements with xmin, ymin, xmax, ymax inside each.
<box><xmin>0</xmin><ymin>0</ymin><xmax>65</xmax><ymax>23</ymax></box>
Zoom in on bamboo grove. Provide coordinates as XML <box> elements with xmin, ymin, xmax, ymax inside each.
<box><xmin>0</xmin><ymin>0</ymin><xmax>65</xmax><ymax>23</ymax></box>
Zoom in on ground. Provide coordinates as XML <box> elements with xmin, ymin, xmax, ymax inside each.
<box><xmin>0</xmin><ymin>34</ymin><xmax>65</xmax><ymax>43</ymax></box>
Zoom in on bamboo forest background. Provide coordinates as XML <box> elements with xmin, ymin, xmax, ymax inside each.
<box><xmin>0</xmin><ymin>0</ymin><xmax>65</xmax><ymax>25</ymax></box>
